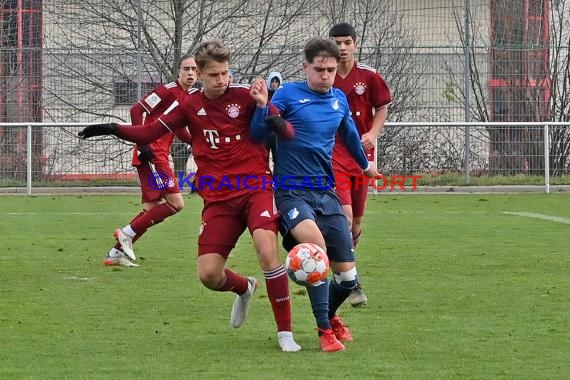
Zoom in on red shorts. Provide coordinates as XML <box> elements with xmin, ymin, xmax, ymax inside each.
<box><xmin>137</xmin><ymin>160</ymin><xmax>180</xmax><ymax>203</ymax></box>
<box><xmin>198</xmin><ymin>191</ymin><xmax>279</xmax><ymax>258</ymax></box>
<box><xmin>334</xmin><ymin>171</ymin><xmax>368</xmax><ymax>218</ymax></box>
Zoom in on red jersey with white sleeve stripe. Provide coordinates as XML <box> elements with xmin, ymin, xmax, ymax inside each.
<box><xmin>332</xmin><ymin>62</ymin><xmax>392</xmax><ymax>175</ymax></box>
<box><xmin>130</xmin><ymin>81</ymin><xmax>187</xmax><ymax>166</ymax></box>
<box><xmin>157</xmin><ymin>84</ymin><xmax>272</xmax><ymax>202</ymax></box>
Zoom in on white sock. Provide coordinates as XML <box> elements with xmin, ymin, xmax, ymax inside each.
<box><xmin>277</xmin><ymin>331</ymin><xmax>301</xmax><ymax>352</ymax></box>
<box><xmin>107</xmin><ymin>248</ymin><xmax>123</xmax><ymax>258</ymax></box>
<box><xmin>122</xmin><ymin>225</ymin><xmax>136</xmax><ymax>238</ymax></box>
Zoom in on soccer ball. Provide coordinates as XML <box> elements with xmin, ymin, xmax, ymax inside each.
<box><xmin>285</xmin><ymin>243</ymin><xmax>330</xmax><ymax>286</ymax></box>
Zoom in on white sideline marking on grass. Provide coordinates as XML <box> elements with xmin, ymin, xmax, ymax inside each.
<box><xmin>365</xmin><ymin>210</ymin><xmax>489</xmax><ymax>215</ymax></box>
<box><xmin>503</xmin><ymin>211</ymin><xmax>570</xmax><ymax>224</ymax></box>
<box><xmin>63</xmin><ymin>276</ymin><xmax>95</xmax><ymax>282</ymax></box>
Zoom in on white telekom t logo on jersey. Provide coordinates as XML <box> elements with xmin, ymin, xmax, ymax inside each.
<box><xmin>203</xmin><ymin>130</ymin><xmax>220</xmax><ymax>149</ymax></box>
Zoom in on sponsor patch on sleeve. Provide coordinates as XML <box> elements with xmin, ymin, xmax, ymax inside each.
<box><xmin>144</xmin><ymin>92</ymin><xmax>161</xmax><ymax>109</ymax></box>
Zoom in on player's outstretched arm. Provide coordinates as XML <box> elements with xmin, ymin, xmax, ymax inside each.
<box><xmin>78</xmin><ymin>123</ymin><xmax>118</xmax><ymax>139</ymax></box>
<box><xmin>130</xmin><ymin>101</ymin><xmax>146</xmax><ymax>125</ymax></box>
<box><xmin>78</xmin><ymin>121</ymin><xmax>171</xmax><ymax>145</ymax></box>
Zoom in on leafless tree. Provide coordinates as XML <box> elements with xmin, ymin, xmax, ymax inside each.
<box><xmin>320</xmin><ymin>0</ymin><xmax>424</xmax><ymax>121</ymax></box>
<box><xmin>318</xmin><ymin>0</ymin><xmax>430</xmax><ymax>174</ymax></box>
<box><xmin>39</xmin><ymin>0</ymin><xmax>428</xmax><ymax>174</ymax></box>
<box><xmin>43</xmin><ymin>0</ymin><xmax>315</xmax><ymax>118</ymax></box>
<box><xmin>43</xmin><ymin>0</ymin><xmax>313</xmax><ymax>172</ymax></box>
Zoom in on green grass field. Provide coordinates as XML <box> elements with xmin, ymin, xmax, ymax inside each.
<box><xmin>1</xmin><ymin>193</ymin><xmax>569</xmax><ymax>379</ymax></box>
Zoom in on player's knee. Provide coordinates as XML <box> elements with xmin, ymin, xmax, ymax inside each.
<box><xmin>198</xmin><ymin>271</ymin><xmax>220</xmax><ymax>290</ymax></box>
<box><xmin>197</xmin><ymin>264</ymin><xmax>222</xmax><ymax>289</ymax></box>
<box><xmin>164</xmin><ymin>192</ymin><xmax>185</xmax><ymax>211</ymax></box>
<box><xmin>168</xmin><ymin>199</ymin><xmax>184</xmax><ymax>212</ymax></box>
<box><xmin>160</xmin><ymin>200</ymin><xmax>181</xmax><ymax>214</ymax></box>
<box><xmin>255</xmin><ymin>241</ymin><xmax>273</xmax><ymax>256</ymax></box>
<box><xmin>255</xmin><ymin>245</ymin><xmax>280</xmax><ymax>269</ymax></box>
<box><xmin>333</xmin><ymin>267</ymin><xmax>359</xmax><ymax>290</ymax></box>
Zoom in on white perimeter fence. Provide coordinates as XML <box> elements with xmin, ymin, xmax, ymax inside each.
<box><xmin>1</xmin><ymin>122</ymin><xmax>570</xmax><ymax>195</ymax></box>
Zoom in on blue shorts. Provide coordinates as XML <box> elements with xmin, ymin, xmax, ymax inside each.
<box><xmin>275</xmin><ymin>189</ymin><xmax>354</xmax><ymax>263</ymax></box>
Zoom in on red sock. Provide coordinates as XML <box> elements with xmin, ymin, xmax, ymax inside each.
<box><xmin>114</xmin><ymin>210</ymin><xmax>147</xmax><ymax>250</ymax></box>
<box><xmin>264</xmin><ymin>266</ymin><xmax>292</xmax><ymax>332</ymax></box>
<box><xmin>215</xmin><ymin>269</ymin><xmax>249</xmax><ymax>294</ymax></box>
<box><xmin>130</xmin><ymin>202</ymin><xmax>178</xmax><ymax>236</ymax></box>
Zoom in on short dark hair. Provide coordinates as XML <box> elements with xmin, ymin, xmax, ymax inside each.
<box><xmin>328</xmin><ymin>22</ymin><xmax>357</xmax><ymax>41</ymax></box>
<box><xmin>178</xmin><ymin>53</ymin><xmax>194</xmax><ymax>69</ymax></box>
<box><xmin>193</xmin><ymin>39</ymin><xmax>231</xmax><ymax>70</ymax></box>
<box><xmin>303</xmin><ymin>37</ymin><xmax>340</xmax><ymax>63</ymax></box>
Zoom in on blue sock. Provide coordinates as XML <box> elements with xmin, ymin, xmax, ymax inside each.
<box><xmin>328</xmin><ymin>277</ymin><xmax>358</xmax><ymax>318</ymax></box>
<box><xmin>306</xmin><ymin>278</ymin><xmax>330</xmax><ymax>334</ymax></box>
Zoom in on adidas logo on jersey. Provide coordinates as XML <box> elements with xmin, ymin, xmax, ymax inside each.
<box><xmin>260</xmin><ymin>210</ymin><xmax>272</xmax><ymax>218</ymax></box>
<box><xmin>197</xmin><ymin>108</ymin><xmax>207</xmax><ymax>115</ymax></box>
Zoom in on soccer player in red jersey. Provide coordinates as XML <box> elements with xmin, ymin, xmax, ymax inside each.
<box><xmin>104</xmin><ymin>54</ymin><xmax>197</xmax><ymax>267</ymax></box>
<box><xmin>79</xmin><ymin>40</ymin><xmax>300</xmax><ymax>352</ymax></box>
<box><xmin>329</xmin><ymin>23</ymin><xmax>392</xmax><ymax>306</ymax></box>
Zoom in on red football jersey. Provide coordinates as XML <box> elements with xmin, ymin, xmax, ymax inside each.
<box><xmin>158</xmin><ymin>84</ymin><xmax>272</xmax><ymax>201</ymax></box>
<box><xmin>332</xmin><ymin>62</ymin><xmax>392</xmax><ymax>174</ymax></box>
<box><xmin>131</xmin><ymin>81</ymin><xmax>187</xmax><ymax>166</ymax></box>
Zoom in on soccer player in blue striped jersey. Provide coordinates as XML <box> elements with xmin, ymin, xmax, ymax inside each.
<box><xmin>251</xmin><ymin>37</ymin><xmax>377</xmax><ymax>352</ymax></box>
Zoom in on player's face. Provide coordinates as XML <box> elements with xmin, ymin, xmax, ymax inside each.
<box><xmin>332</xmin><ymin>36</ymin><xmax>357</xmax><ymax>65</ymax></box>
<box><xmin>178</xmin><ymin>57</ymin><xmax>198</xmax><ymax>90</ymax></box>
<box><xmin>304</xmin><ymin>56</ymin><xmax>338</xmax><ymax>93</ymax></box>
<box><xmin>270</xmin><ymin>78</ymin><xmax>280</xmax><ymax>90</ymax></box>
<box><xmin>198</xmin><ymin>60</ymin><xmax>230</xmax><ymax>99</ymax></box>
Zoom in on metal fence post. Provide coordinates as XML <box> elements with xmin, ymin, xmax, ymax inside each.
<box><xmin>464</xmin><ymin>124</ymin><xmax>471</xmax><ymax>185</ymax></box>
<box><xmin>27</xmin><ymin>125</ymin><xmax>32</xmax><ymax>195</ymax></box>
<box><xmin>136</xmin><ymin>0</ymin><xmax>143</xmax><ymax>100</ymax></box>
<box><xmin>463</xmin><ymin>0</ymin><xmax>471</xmax><ymax>185</ymax></box>
<box><xmin>544</xmin><ymin>124</ymin><xmax>550</xmax><ymax>194</ymax></box>
<box><xmin>373</xmin><ymin>132</ymin><xmax>378</xmax><ymax>195</ymax></box>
